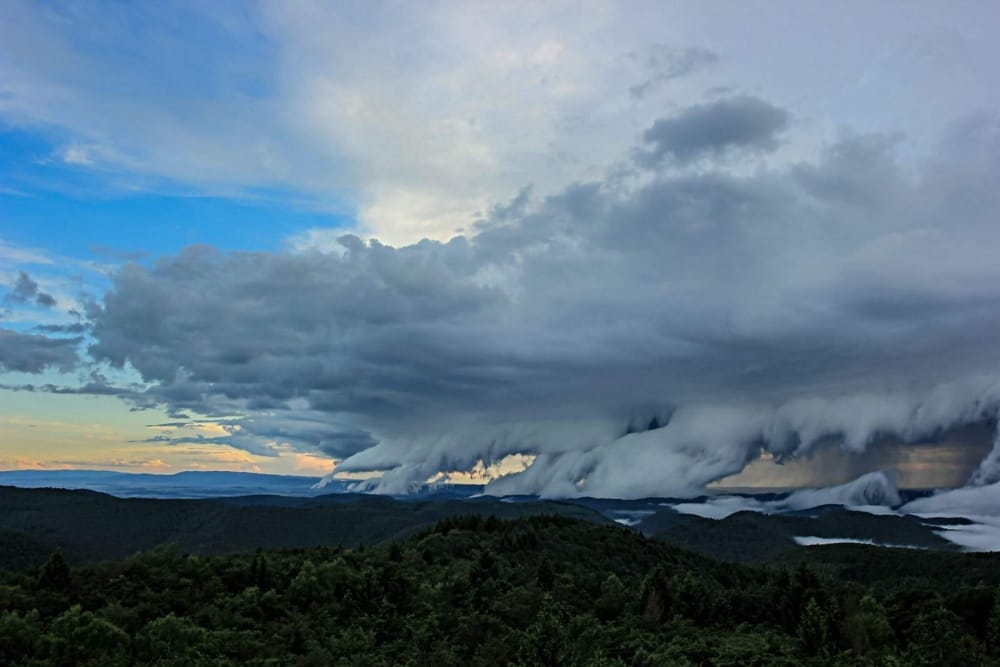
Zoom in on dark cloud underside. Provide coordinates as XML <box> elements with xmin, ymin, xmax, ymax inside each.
<box><xmin>636</xmin><ymin>95</ymin><xmax>789</xmax><ymax>166</ymax></box>
<box><xmin>0</xmin><ymin>329</ymin><xmax>79</xmax><ymax>373</ymax></box>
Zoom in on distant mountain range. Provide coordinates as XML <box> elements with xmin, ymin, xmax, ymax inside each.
<box><xmin>0</xmin><ymin>484</ymin><xmax>605</xmax><ymax>570</ymax></box>
<box><xmin>0</xmin><ymin>469</ymin><xmax>489</xmax><ymax>500</ymax></box>
<box><xmin>0</xmin><ymin>478</ymin><xmax>977</xmax><ymax>572</ymax></box>
<box><xmin>0</xmin><ymin>469</ymin><xmax>340</xmax><ymax>498</ymax></box>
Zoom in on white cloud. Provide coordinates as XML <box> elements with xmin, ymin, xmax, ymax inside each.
<box><xmin>58</xmin><ymin>144</ymin><xmax>95</xmax><ymax>166</ymax></box>
<box><xmin>0</xmin><ymin>238</ymin><xmax>54</xmax><ymax>268</ymax></box>
<box><xmin>672</xmin><ymin>471</ymin><xmax>901</xmax><ymax>519</ymax></box>
<box><xmin>5</xmin><ymin>2</ymin><xmax>996</xmax><ymax>244</ymax></box>
<box><xmin>792</xmin><ymin>536</ymin><xmax>925</xmax><ymax>549</ymax></box>
<box><xmin>672</xmin><ymin>496</ymin><xmax>768</xmax><ymax>520</ymax></box>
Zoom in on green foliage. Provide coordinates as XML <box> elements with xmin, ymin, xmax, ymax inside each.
<box><xmin>44</xmin><ymin>604</ymin><xmax>131</xmax><ymax>666</ymax></box>
<box><xmin>136</xmin><ymin>613</ymin><xmax>210</xmax><ymax>665</ymax></box>
<box><xmin>0</xmin><ymin>609</ymin><xmax>42</xmax><ymax>663</ymax></box>
<box><xmin>841</xmin><ymin>593</ymin><xmax>895</xmax><ymax>658</ymax></box>
<box><xmin>797</xmin><ymin>598</ymin><xmax>832</xmax><ymax>656</ymax></box>
<box><xmin>595</xmin><ymin>573</ymin><xmax>627</xmax><ymax>622</ymax></box>
<box><xmin>0</xmin><ymin>515</ymin><xmax>999</xmax><ymax>665</ymax></box>
<box><xmin>37</xmin><ymin>550</ymin><xmax>70</xmax><ymax>591</ymax></box>
<box><xmin>988</xmin><ymin>590</ymin><xmax>1000</xmax><ymax>654</ymax></box>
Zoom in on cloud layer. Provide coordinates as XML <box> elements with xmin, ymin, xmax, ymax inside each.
<box><xmin>22</xmin><ymin>100</ymin><xmax>990</xmax><ymax>496</ymax></box>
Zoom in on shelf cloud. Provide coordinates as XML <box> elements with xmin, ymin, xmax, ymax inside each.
<box><xmin>17</xmin><ymin>101</ymin><xmax>988</xmax><ymax>496</ymax></box>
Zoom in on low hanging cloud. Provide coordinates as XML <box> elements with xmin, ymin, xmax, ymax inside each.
<box><xmin>30</xmin><ymin>99</ymin><xmax>996</xmax><ymax>497</ymax></box>
<box><xmin>672</xmin><ymin>470</ymin><xmax>902</xmax><ymax>520</ymax></box>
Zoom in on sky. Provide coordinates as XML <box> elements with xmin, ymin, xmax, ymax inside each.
<box><xmin>2</xmin><ymin>1</ymin><xmax>1000</xmax><ymax>495</ymax></box>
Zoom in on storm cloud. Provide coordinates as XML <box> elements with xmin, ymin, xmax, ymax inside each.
<box><xmin>0</xmin><ymin>328</ymin><xmax>79</xmax><ymax>373</ymax></box>
<box><xmin>69</xmin><ymin>100</ymin><xmax>1000</xmax><ymax>497</ymax></box>
<box><xmin>635</xmin><ymin>95</ymin><xmax>789</xmax><ymax>166</ymax></box>
<box><xmin>4</xmin><ymin>271</ymin><xmax>56</xmax><ymax>308</ymax></box>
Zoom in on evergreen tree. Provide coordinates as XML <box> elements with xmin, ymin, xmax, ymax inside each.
<box><xmin>536</xmin><ymin>556</ymin><xmax>555</xmax><ymax>590</ymax></box>
<box><xmin>37</xmin><ymin>550</ymin><xmax>70</xmax><ymax>591</ymax></box>
<box><xmin>797</xmin><ymin>597</ymin><xmax>831</xmax><ymax>656</ymax></box>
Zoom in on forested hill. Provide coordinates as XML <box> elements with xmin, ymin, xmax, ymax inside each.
<box><xmin>0</xmin><ymin>485</ymin><xmax>608</xmax><ymax>569</ymax></box>
<box><xmin>0</xmin><ymin>484</ymin><xmax>974</xmax><ymax>571</ymax></box>
<box><xmin>4</xmin><ymin>514</ymin><xmax>1000</xmax><ymax>665</ymax></box>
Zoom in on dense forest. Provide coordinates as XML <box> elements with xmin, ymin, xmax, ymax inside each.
<box><xmin>3</xmin><ymin>513</ymin><xmax>1000</xmax><ymax>666</ymax></box>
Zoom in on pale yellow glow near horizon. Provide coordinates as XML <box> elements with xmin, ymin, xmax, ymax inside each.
<box><xmin>712</xmin><ymin>441</ymin><xmax>984</xmax><ymax>490</ymax></box>
<box><xmin>0</xmin><ymin>389</ymin><xmax>335</xmax><ymax>476</ymax></box>
<box><xmin>323</xmin><ymin>453</ymin><xmax>537</xmax><ymax>486</ymax></box>
<box><xmin>4</xmin><ymin>384</ymin><xmax>982</xmax><ymax>487</ymax></box>
<box><xmin>425</xmin><ymin>453</ymin><xmax>536</xmax><ymax>486</ymax></box>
